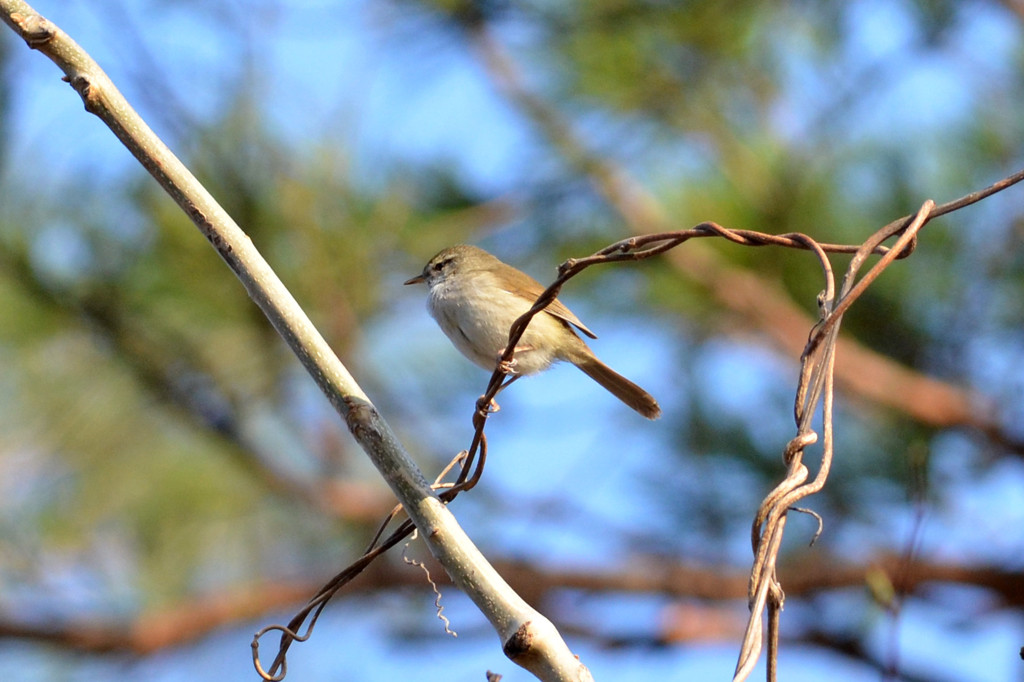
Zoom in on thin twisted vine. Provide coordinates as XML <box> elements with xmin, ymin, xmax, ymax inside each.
<box><xmin>253</xmin><ymin>165</ymin><xmax>1024</xmax><ymax>679</ymax></box>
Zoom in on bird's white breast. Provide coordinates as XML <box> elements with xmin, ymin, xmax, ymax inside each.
<box><xmin>426</xmin><ymin>270</ymin><xmax>563</xmax><ymax>373</ymax></box>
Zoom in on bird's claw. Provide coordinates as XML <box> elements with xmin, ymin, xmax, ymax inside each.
<box><xmin>498</xmin><ymin>356</ymin><xmax>518</xmax><ymax>375</ymax></box>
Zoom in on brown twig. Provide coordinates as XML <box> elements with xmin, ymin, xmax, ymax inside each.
<box><xmin>257</xmin><ymin>166</ymin><xmax>1022</xmax><ymax>677</ymax></box>
<box><xmin>732</xmin><ymin>201</ymin><xmax>935</xmax><ymax>681</ymax></box>
<box><xmin>464</xmin><ymin>17</ymin><xmax>1024</xmax><ymax>448</ymax></box>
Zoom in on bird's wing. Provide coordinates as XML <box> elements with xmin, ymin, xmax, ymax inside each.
<box><xmin>494</xmin><ymin>263</ymin><xmax>599</xmax><ymax>339</ymax></box>
<box><xmin>544</xmin><ymin>298</ymin><xmax>598</xmax><ymax>339</ymax></box>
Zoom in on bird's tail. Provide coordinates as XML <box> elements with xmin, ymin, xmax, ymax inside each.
<box><xmin>574</xmin><ymin>355</ymin><xmax>661</xmax><ymax>420</ymax></box>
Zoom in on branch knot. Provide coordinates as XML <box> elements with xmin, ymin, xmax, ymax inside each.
<box><xmin>12</xmin><ymin>12</ymin><xmax>55</xmax><ymax>47</ymax></box>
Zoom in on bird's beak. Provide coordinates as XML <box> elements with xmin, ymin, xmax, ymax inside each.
<box><xmin>404</xmin><ymin>273</ymin><xmax>426</xmax><ymax>285</ymax></box>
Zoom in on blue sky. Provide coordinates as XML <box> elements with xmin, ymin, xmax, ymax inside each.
<box><xmin>3</xmin><ymin>1</ymin><xmax>1024</xmax><ymax>681</ymax></box>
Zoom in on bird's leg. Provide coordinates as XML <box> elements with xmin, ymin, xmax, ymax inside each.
<box><xmin>498</xmin><ymin>344</ymin><xmax>535</xmax><ymax>375</ymax></box>
<box><xmin>496</xmin><ymin>373</ymin><xmax>521</xmax><ymax>396</ymax></box>
<box><xmin>498</xmin><ymin>353</ymin><xmax>518</xmax><ymax>375</ymax></box>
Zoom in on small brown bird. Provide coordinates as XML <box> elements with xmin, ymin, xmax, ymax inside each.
<box><xmin>405</xmin><ymin>245</ymin><xmax>661</xmax><ymax>419</ymax></box>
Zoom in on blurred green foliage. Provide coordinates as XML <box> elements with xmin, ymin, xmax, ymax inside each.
<box><xmin>1</xmin><ymin>0</ymin><xmax>1022</xmax><ymax>675</ymax></box>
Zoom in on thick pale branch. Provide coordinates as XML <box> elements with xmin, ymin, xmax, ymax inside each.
<box><xmin>0</xmin><ymin>3</ymin><xmax>588</xmax><ymax>680</ymax></box>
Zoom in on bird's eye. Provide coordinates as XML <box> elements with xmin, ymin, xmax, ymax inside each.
<box><xmin>433</xmin><ymin>257</ymin><xmax>453</xmax><ymax>272</ymax></box>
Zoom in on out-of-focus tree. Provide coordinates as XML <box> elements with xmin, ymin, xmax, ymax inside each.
<box><xmin>1</xmin><ymin>1</ymin><xmax>1023</xmax><ymax>680</ymax></box>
